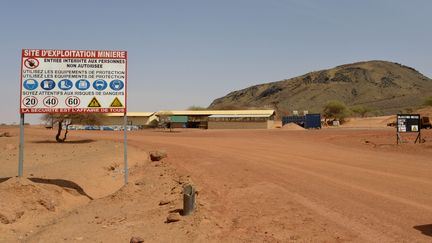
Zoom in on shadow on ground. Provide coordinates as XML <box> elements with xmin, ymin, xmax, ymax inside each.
<box><xmin>0</xmin><ymin>177</ymin><xmax>11</xmax><ymax>184</ymax></box>
<box><xmin>414</xmin><ymin>224</ymin><xmax>432</xmax><ymax>237</ymax></box>
<box><xmin>28</xmin><ymin>178</ymin><xmax>93</xmax><ymax>200</ymax></box>
<box><xmin>31</xmin><ymin>139</ymin><xmax>95</xmax><ymax>144</ymax></box>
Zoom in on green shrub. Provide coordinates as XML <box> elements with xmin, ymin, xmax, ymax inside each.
<box><xmin>350</xmin><ymin>105</ymin><xmax>371</xmax><ymax>117</ymax></box>
<box><xmin>323</xmin><ymin>100</ymin><xmax>349</xmax><ymax>122</ymax></box>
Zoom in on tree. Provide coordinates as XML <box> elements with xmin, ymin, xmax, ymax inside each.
<box><xmin>323</xmin><ymin>100</ymin><xmax>349</xmax><ymax>122</ymax></box>
<box><xmin>42</xmin><ymin>114</ymin><xmax>101</xmax><ymax>143</ymax></box>
<box><xmin>350</xmin><ymin>105</ymin><xmax>372</xmax><ymax>117</ymax></box>
<box><xmin>155</xmin><ymin>111</ymin><xmax>174</xmax><ymax>132</ymax></box>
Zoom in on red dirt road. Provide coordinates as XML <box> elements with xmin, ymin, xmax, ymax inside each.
<box><xmin>2</xmin><ymin>126</ymin><xmax>432</xmax><ymax>242</ymax></box>
<box><xmin>77</xmin><ymin>127</ymin><xmax>432</xmax><ymax>242</ymax></box>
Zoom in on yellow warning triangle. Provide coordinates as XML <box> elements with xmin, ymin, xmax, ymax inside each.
<box><xmin>88</xmin><ymin>97</ymin><xmax>101</xmax><ymax>107</ymax></box>
<box><xmin>110</xmin><ymin>97</ymin><xmax>123</xmax><ymax>107</ymax></box>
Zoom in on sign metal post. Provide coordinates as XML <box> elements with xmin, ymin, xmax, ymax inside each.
<box><xmin>18</xmin><ymin>114</ymin><xmax>24</xmax><ymax>177</ymax></box>
<box><xmin>123</xmin><ymin>113</ymin><xmax>128</xmax><ymax>184</ymax></box>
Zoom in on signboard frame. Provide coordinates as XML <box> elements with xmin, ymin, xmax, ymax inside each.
<box><xmin>396</xmin><ymin>114</ymin><xmax>421</xmax><ymax>144</ymax></box>
<box><xmin>18</xmin><ymin>49</ymin><xmax>129</xmax><ymax>184</ymax></box>
<box><xmin>20</xmin><ymin>49</ymin><xmax>127</xmax><ymax>114</ymax></box>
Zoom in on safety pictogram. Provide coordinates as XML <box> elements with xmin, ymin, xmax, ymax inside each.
<box><xmin>93</xmin><ymin>79</ymin><xmax>107</xmax><ymax>91</ymax></box>
<box><xmin>24</xmin><ymin>58</ymin><xmax>39</xmax><ymax>69</ymax></box>
<box><xmin>58</xmin><ymin>79</ymin><xmax>73</xmax><ymax>90</ymax></box>
<box><xmin>110</xmin><ymin>80</ymin><xmax>124</xmax><ymax>91</ymax></box>
<box><xmin>76</xmin><ymin>79</ymin><xmax>90</xmax><ymax>90</ymax></box>
<box><xmin>110</xmin><ymin>97</ymin><xmax>123</xmax><ymax>107</ymax></box>
<box><xmin>41</xmin><ymin>79</ymin><xmax>56</xmax><ymax>90</ymax></box>
<box><xmin>88</xmin><ymin>97</ymin><xmax>101</xmax><ymax>107</ymax></box>
<box><xmin>23</xmin><ymin>79</ymin><xmax>38</xmax><ymax>90</ymax></box>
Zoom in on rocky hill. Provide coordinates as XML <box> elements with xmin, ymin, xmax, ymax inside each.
<box><xmin>209</xmin><ymin>61</ymin><xmax>432</xmax><ymax>116</ymax></box>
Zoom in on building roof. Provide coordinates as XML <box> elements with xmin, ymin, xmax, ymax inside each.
<box><xmin>209</xmin><ymin>114</ymin><xmax>272</xmax><ymax>118</ymax></box>
<box><xmin>156</xmin><ymin>110</ymin><xmax>275</xmax><ymax>116</ymax></box>
<box><xmin>104</xmin><ymin>110</ymin><xmax>275</xmax><ymax>118</ymax></box>
<box><xmin>105</xmin><ymin>112</ymin><xmax>155</xmax><ymax>117</ymax></box>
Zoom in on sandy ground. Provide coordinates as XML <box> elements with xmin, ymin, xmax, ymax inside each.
<box><xmin>1</xmin><ymin>120</ymin><xmax>432</xmax><ymax>242</ymax></box>
<box><xmin>341</xmin><ymin>115</ymin><xmax>394</xmax><ymax>128</ymax></box>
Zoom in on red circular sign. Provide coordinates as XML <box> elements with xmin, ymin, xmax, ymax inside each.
<box><xmin>22</xmin><ymin>96</ymin><xmax>38</xmax><ymax>108</ymax></box>
<box><xmin>43</xmin><ymin>96</ymin><xmax>58</xmax><ymax>107</ymax></box>
<box><xmin>65</xmin><ymin>96</ymin><xmax>81</xmax><ymax>107</ymax></box>
<box><xmin>24</xmin><ymin>58</ymin><xmax>39</xmax><ymax>69</ymax></box>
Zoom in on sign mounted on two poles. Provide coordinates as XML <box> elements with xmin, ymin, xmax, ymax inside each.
<box><xmin>396</xmin><ymin>114</ymin><xmax>421</xmax><ymax>144</ymax></box>
<box><xmin>19</xmin><ymin>49</ymin><xmax>129</xmax><ymax>184</ymax></box>
<box><xmin>20</xmin><ymin>49</ymin><xmax>127</xmax><ymax>114</ymax></box>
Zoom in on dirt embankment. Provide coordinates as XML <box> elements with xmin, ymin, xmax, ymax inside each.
<box><xmin>0</xmin><ymin>126</ymin><xmax>213</xmax><ymax>242</ymax></box>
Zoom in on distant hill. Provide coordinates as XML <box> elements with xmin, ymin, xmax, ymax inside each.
<box><xmin>209</xmin><ymin>61</ymin><xmax>432</xmax><ymax>116</ymax></box>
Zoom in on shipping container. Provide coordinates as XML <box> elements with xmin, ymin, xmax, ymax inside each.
<box><xmin>282</xmin><ymin>114</ymin><xmax>321</xmax><ymax>129</ymax></box>
<box><xmin>282</xmin><ymin>116</ymin><xmax>305</xmax><ymax>127</ymax></box>
<box><xmin>305</xmin><ymin>114</ymin><xmax>321</xmax><ymax>129</ymax></box>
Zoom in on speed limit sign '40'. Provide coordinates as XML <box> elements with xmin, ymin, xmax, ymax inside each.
<box><xmin>20</xmin><ymin>49</ymin><xmax>127</xmax><ymax>113</ymax></box>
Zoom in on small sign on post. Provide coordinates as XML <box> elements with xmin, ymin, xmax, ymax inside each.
<box><xmin>19</xmin><ymin>49</ymin><xmax>129</xmax><ymax>184</ymax></box>
<box><xmin>396</xmin><ymin>114</ymin><xmax>421</xmax><ymax>144</ymax></box>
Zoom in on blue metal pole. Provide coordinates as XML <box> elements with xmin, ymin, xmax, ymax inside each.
<box><xmin>123</xmin><ymin>112</ymin><xmax>128</xmax><ymax>184</ymax></box>
<box><xmin>18</xmin><ymin>113</ymin><xmax>24</xmax><ymax>177</ymax></box>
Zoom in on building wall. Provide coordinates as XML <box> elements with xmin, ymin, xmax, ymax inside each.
<box><xmin>208</xmin><ymin>121</ymin><xmax>271</xmax><ymax>129</ymax></box>
<box><xmin>99</xmin><ymin>116</ymin><xmax>123</xmax><ymax>125</ymax></box>
<box><xmin>129</xmin><ymin>117</ymin><xmax>150</xmax><ymax>126</ymax></box>
<box><xmin>267</xmin><ymin>120</ymin><xmax>275</xmax><ymax>129</ymax></box>
<box><xmin>170</xmin><ymin>122</ymin><xmax>187</xmax><ymax>128</ymax></box>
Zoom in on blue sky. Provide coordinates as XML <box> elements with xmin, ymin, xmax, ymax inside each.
<box><xmin>1</xmin><ymin>0</ymin><xmax>431</xmax><ymax>123</ymax></box>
